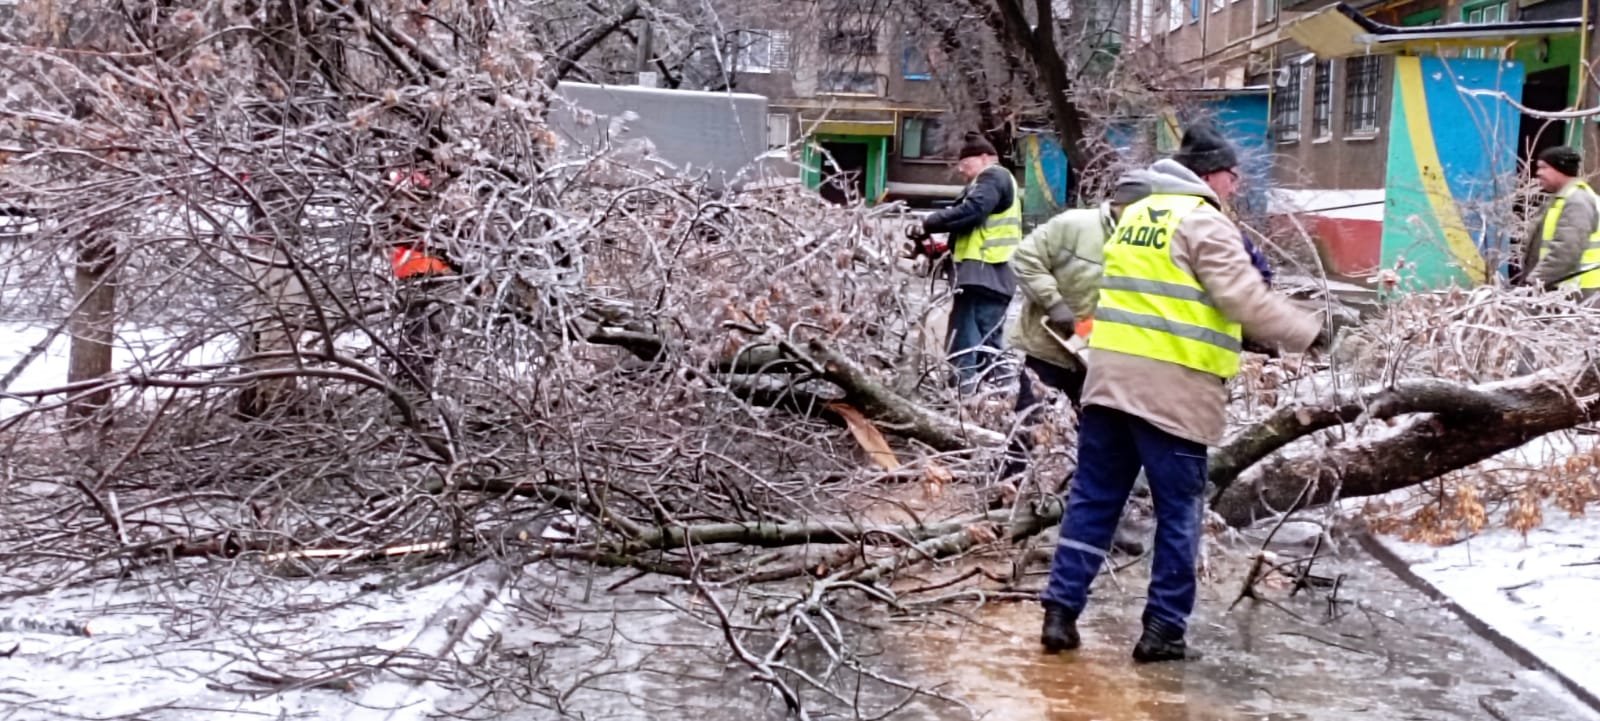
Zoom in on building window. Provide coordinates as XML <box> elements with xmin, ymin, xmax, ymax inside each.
<box><xmin>1345</xmin><ymin>55</ymin><xmax>1382</xmax><ymax>134</ymax></box>
<box><xmin>1190</xmin><ymin>0</ymin><xmax>1201</xmax><ymax>24</ymax></box>
<box><xmin>1401</xmin><ymin>8</ymin><xmax>1442</xmax><ymax>26</ymax></box>
<box><xmin>735</xmin><ymin>29</ymin><xmax>790</xmax><ymax>74</ymax></box>
<box><xmin>766</xmin><ymin>113</ymin><xmax>790</xmax><ymax>150</ymax></box>
<box><xmin>1168</xmin><ymin>0</ymin><xmax>1183</xmax><ymax>31</ymax></box>
<box><xmin>1257</xmin><ymin>0</ymin><xmax>1276</xmax><ymax>25</ymax></box>
<box><xmin>1274</xmin><ymin>61</ymin><xmax>1303</xmax><ymax>142</ymax></box>
<box><xmin>818</xmin><ymin>70</ymin><xmax>879</xmax><ymax>95</ymax></box>
<box><xmin>901</xmin><ymin>116</ymin><xmax>951</xmax><ymax>159</ymax></box>
<box><xmin>1462</xmin><ymin>0</ymin><xmax>1507</xmax><ymax>23</ymax></box>
<box><xmin>1212</xmin><ymin>0</ymin><xmax>1224</xmax><ymax>12</ymax></box>
<box><xmin>1462</xmin><ymin>1</ymin><xmax>1508</xmax><ymax>58</ymax></box>
<box><xmin>902</xmin><ymin>33</ymin><xmax>931</xmax><ymax>80</ymax></box>
<box><xmin>1311</xmin><ymin>60</ymin><xmax>1332</xmax><ymax>139</ymax></box>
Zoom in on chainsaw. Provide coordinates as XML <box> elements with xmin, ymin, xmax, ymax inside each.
<box><xmin>1040</xmin><ymin>316</ymin><xmax>1092</xmax><ymax>367</ymax></box>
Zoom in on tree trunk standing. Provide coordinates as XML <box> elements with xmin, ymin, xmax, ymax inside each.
<box><xmin>66</xmin><ymin>234</ymin><xmax>116</xmax><ymax>422</ymax></box>
<box><xmin>234</xmin><ymin>1</ymin><xmax>321</xmax><ymax>417</ymax></box>
<box><xmin>984</xmin><ymin>0</ymin><xmax>1094</xmax><ymax>202</ymax></box>
<box><xmin>235</xmin><ymin>233</ymin><xmax>307</xmax><ymax>418</ymax></box>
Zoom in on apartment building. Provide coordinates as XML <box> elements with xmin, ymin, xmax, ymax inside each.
<box><xmin>723</xmin><ymin>2</ymin><xmax>1125</xmax><ymax>217</ymax></box>
<box><xmin>726</xmin><ymin>13</ymin><xmax>961</xmax><ymax>206</ymax></box>
<box><xmin>1128</xmin><ymin>0</ymin><xmax>1586</xmax><ymax>287</ymax></box>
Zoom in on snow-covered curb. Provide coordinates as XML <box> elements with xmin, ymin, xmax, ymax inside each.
<box><xmin>1362</xmin><ymin>519</ymin><xmax>1600</xmax><ymax>714</ymax></box>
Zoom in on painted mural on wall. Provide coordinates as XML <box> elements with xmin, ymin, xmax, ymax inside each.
<box><xmin>1381</xmin><ymin>55</ymin><xmax>1525</xmax><ymax>290</ymax></box>
<box><xmin>1017</xmin><ymin>133</ymin><xmax>1068</xmax><ymax>228</ymax></box>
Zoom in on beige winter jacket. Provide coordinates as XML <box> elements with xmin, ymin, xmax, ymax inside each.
<box><xmin>1003</xmin><ymin>204</ymin><xmax>1112</xmax><ymax>370</ymax></box>
<box><xmin>1521</xmin><ymin>178</ymin><xmax>1600</xmax><ymax>289</ymax></box>
<box><xmin>1081</xmin><ymin>160</ymin><xmax>1321</xmax><ymax>446</ymax></box>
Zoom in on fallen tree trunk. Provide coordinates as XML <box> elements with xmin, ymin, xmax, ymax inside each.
<box><xmin>1208</xmin><ymin>377</ymin><xmax>1503</xmax><ymax>492</ymax></box>
<box><xmin>1212</xmin><ymin>362</ymin><xmax>1600</xmax><ymax>526</ymax></box>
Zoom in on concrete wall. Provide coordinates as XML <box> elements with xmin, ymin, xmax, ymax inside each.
<box><xmin>550</xmin><ymin>83</ymin><xmax>770</xmax><ymax>189</ymax></box>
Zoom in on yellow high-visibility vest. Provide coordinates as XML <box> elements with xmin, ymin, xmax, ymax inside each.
<box><xmin>952</xmin><ymin>169</ymin><xmax>1022</xmax><ymax>264</ymax></box>
<box><xmin>1090</xmin><ymin>194</ymin><xmax>1243</xmax><ymax>378</ymax></box>
<box><xmin>1540</xmin><ymin>180</ymin><xmax>1600</xmax><ymax>290</ymax></box>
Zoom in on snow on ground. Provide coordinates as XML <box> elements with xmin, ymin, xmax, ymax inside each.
<box><xmin>0</xmin><ymin>319</ymin><xmax>387</xmax><ymax>422</ymax></box>
<box><xmin>1368</xmin><ymin>432</ymin><xmax>1600</xmax><ymax>710</ymax></box>
<box><xmin>0</xmin><ymin>323</ymin><xmax>237</xmax><ymax>420</ymax></box>
<box><xmin>0</xmin><ymin>562</ymin><xmax>511</xmax><ymax>721</ymax></box>
<box><xmin>1373</xmin><ymin>513</ymin><xmax>1600</xmax><ymax>710</ymax></box>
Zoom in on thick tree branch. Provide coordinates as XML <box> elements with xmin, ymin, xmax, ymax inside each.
<box><xmin>1213</xmin><ymin>363</ymin><xmax>1600</xmax><ymax>526</ymax></box>
<box><xmin>1209</xmin><ymin>378</ymin><xmax>1504</xmax><ymax>494</ymax></box>
<box><xmin>544</xmin><ymin>2</ymin><xmax>644</xmax><ymax>86</ymax></box>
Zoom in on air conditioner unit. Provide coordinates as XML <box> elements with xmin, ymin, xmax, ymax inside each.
<box><xmin>1273</xmin><ymin>66</ymin><xmax>1294</xmax><ymax>88</ymax></box>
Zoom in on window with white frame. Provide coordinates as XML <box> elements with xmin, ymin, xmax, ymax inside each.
<box><xmin>1462</xmin><ymin>1</ymin><xmax>1509</xmax><ymax>59</ymax></box>
<box><xmin>1212</xmin><ymin>0</ymin><xmax>1224</xmax><ymax>13</ymax></box>
<box><xmin>766</xmin><ymin>113</ymin><xmax>790</xmax><ymax>150</ymax></box>
<box><xmin>1168</xmin><ymin>0</ymin><xmax>1183</xmax><ymax>31</ymax></box>
<box><xmin>735</xmin><ymin>29</ymin><xmax>791</xmax><ymax>73</ymax></box>
<box><xmin>1132</xmin><ymin>0</ymin><xmax>1158</xmax><ymax>43</ymax></box>
<box><xmin>1345</xmin><ymin>55</ymin><xmax>1382</xmax><ymax>134</ymax></box>
<box><xmin>1274</xmin><ymin>61</ymin><xmax>1303</xmax><ymax>142</ymax></box>
<box><xmin>1257</xmin><ymin>0</ymin><xmax>1276</xmax><ymax>25</ymax></box>
<box><xmin>1311</xmin><ymin>59</ymin><xmax>1332</xmax><ymax>138</ymax></box>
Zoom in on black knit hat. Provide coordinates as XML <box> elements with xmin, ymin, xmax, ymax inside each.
<box><xmin>1172</xmin><ymin>124</ymin><xmax>1239</xmax><ymax>177</ymax></box>
<box><xmin>958</xmin><ymin>132</ymin><xmax>998</xmax><ymax>159</ymax></box>
<box><xmin>1538</xmin><ymin>145</ymin><xmax>1581</xmax><ymax>178</ymax></box>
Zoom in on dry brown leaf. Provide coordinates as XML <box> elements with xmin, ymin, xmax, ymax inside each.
<box><xmin>924</xmin><ymin>462</ymin><xmax>953</xmax><ymax>500</ymax></box>
<box><xmin>827</xmin><ymin>402</ymin><xmax>901</xmax><ymax>471</ymax></box>
<box><xmin>964</xmin><ymin>523</ymin><xmax>999</xmax><ymax>545</ymax></box>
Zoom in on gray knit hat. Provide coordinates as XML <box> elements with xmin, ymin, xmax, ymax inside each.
<box><xmin>1109</xmin><ymin>171</ymin><xmax>1152</xmax><ymax>205</ymax></box>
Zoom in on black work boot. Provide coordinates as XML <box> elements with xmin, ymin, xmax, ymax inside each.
<box><xmin>1040</xmin><ymin>604</ymin><xmax>1080</xmax><ymax>654</ymax></box>
<box><xmin>1132</xmin><ymin>619</ymin><xmax>1196</xmax><ymax>663</ymax></box>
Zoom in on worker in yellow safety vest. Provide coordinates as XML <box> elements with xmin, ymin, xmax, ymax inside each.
<box><xmin>1518</xmin><ymin>145</ymin><xmax>1600</xmax><ymax>292</ymax></box>
<box><xmin>906</xmin><ymin>131</ymin><xmax>1022</xmax><ymax>394</ymax></box>
<box><xmin>1037</xmin><ymin>125</ymin><xmax>1328</xmax><ymax>663</ymax></box>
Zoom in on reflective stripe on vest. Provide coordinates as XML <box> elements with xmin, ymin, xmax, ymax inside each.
<box><xmin>1090</xmin><ymin>194</ymin><xmax>1244</xmax><ymax>379</ymax></box>
<box><xmin>952</xmin><ymin>169</ymin><xmax>1023</xmax><ymax>264</ymax></box>
<box><xmin>1540</xmin><ymin>181</ymin><xmax>1600</xmax><ymax>290</ymax></box>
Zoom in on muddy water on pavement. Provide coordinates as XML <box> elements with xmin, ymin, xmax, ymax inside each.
<box><xmin>481</xmin><ymin>546</ymin><xmax>1597</xmax><ymax>720</ymax></box>
<box><xmin>886</xmin><ymin>550</ymin><xmax>1596</xmax><ymax>721</ymax></box>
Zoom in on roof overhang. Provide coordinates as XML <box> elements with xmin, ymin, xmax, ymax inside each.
<box><xmin>1284</xmin><ymin>2</ymin><xmax>1581</xmax><ymax>58</ymax></box>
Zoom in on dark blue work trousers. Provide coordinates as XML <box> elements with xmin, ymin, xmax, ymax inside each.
<box><xmin>1041</xmin><ymin>405</ymin><xmax>1208</xmax><ymax>636</ymax></box>
<box><xmin>947</xmin><ymin>285</ymin><xmax>1010</xmax><ymax>390</ymax></box>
